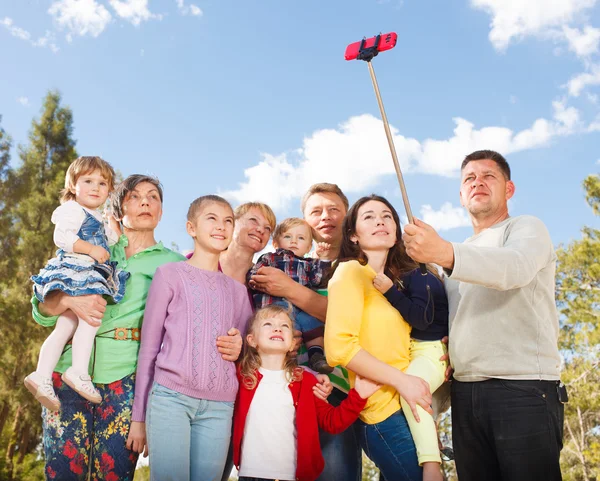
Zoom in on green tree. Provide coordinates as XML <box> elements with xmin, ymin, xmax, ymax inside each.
<box><xmin>0</xmin><ymin>91</ymin><xmax>77</xmax><ymax>480</ymax></box>
<box><xmin>557</xmin><ymin>174</ymin><xmax>600</xmax><ymax>481</ymax></box>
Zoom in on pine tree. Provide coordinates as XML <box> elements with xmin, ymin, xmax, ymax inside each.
<box><xmin>557</xmin><ymin>174</ymin><xmax>600</xmax><ymax>481</ymax></box>
<box><xmin>0</xmin><ymin>91</ymin><xmax>77</xmax><ymax>480</ymax></box>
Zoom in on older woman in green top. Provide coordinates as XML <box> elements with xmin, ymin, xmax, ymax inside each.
<box><xmin>32</xmin><ymin>175</ymin><xmax>243</xmax><ymax>481</ymax></box>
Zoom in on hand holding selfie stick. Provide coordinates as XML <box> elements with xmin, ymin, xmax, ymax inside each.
<box><xmin>345</xmin><ymin>33</ymin><xmax>427</xmax><ymax>275</ymax></box>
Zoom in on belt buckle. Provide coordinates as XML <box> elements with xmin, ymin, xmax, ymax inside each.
<box><xmin>114</xmin><ymin>327</ymin><xmax>128</xmax><ymax>340</ymax></box>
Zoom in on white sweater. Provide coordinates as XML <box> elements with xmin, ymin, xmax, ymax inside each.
<box><xmin>445</xmin><ymin>215</ymin><xmax>561</xmax><ymax>382</ymax></box>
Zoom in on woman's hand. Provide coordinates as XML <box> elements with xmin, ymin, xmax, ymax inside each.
<box><xmin>63</xmin><ymin>294</ymin><xmax>106</xmax><ymax>327</ymax></box>
<box><xmin>312</xmin><ymin>374</ymin><xmax>333</xmax><ymax>401</ymax></box>
<box><xmin>394</xmin><ymin>372</ymin><xmax>432</xmax><ymax>422</ymax></box>
<box><xmin>354</xmin><ymin>375</ymin><xmax>381</xmax><ymax>399</ymax></box>
<box><xmin>216</xmin><ymin>328</ymin><xmax>243</xmax><ymax>362</ymax></box>
<box><xmin>373</xmin><ymin>273</ymin><xmax>393</xmax><ymax>294</ymax></box>
<box><xmin>126</xmin><ymin>421</ymin><xmax>148</xmax><ymax>457</ymax></box>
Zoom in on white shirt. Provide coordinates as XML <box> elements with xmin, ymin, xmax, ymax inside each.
<box><xmin>238</xmin><ymin>368</ymin><xmax>297</xmax><ymax>480</ymax></box>
<box><xmin>445</xmin><ymin>215</ymin><xmax>561</xmax><ymax>382</ymax></box>
<box><xmin>51</xmin><ymin>200</ymin><xmax>119</xmax><ymax>253</ymax></box>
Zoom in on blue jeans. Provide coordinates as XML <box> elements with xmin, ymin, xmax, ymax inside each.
<box><xmin>146</xmin><ymin>382</ymin><xmax>233</xmax><ymax>481</ymax></box>
<box><xmin>354</xmin><ymin>410</ymin><xmax>422</xmax><ymax>481</ymax></box>
<box><xmin>316</xmin><ymin>405</ymin><xmax>362</xmax><ymax>481</ymax></box>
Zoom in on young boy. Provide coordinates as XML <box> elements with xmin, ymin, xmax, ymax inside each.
<box><xmin>248</xmin><ymin>218</ymin><xmax>332</xmax><ymax>373</ymax></box>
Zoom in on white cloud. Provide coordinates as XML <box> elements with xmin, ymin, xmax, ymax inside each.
<box><xmin>16</xmin><ymin>96</ymin><xmax>30</xmax><ymax>107</ymax></box>
<box><xmin>176</xmin><ymin>0</ymin><xmax>203</xmax><ymax>16</ymax></box>
<box><xmin>562</xmin><ymin>25</ymin><xmax>600</xmax><ymax>57</ymax></box>
<box><xmin>2</xmin><ymin>17</ymin><xmax>60</xmax><ymax>52</ymax></box>
<box><xmin>552</xmin><ymin>98</ymin><xmax>581</xmax><ymax>133</ymax></box>
<box><xmin>470</xmin><ymin>0</ymin><xmax>597</xmax><ymax>51</ymax></box>
<box><xmin>420</xmin><ymin>202</ymin><xmax>471</xmax><ymax>231</ymax></box>
<box><xmin>222</xmin><ymin>107</ymin><xmax>580</xmax><ymax>210</ymax></box>
<box><xmin>566</xmin><ymin>64</ymin><xmax>600</xmax><ymax>96</ymax></box>
<box><xmin>596</xmin><ymin>158</ymin><xmax>600</xmax><ymax>164</ymax></box>
<box><xmin>510</xmin><ymin>95</ymin><xmax>518</xmax><ymax>104</ymax></box>
<box><xmin>108</xmin><ymin>0</ymin><xmax>161</xmax><ymax>26</ymax></box>
<box><xmin>1</xmin><ymin>17</ymin><xmax>31</xmax><ymax>41</ymax></box>
<box><xmin>33</xmin><ymin>30</ymin><xmax>60</xmax><ymax>53</ymax></box>
<box><xmin>189</xmin><ymin>5</ymin><xmax>202</xmax><ymax>16</ymax></box>
<box><xmin>49</xmin><ymin>0</ymin><xmax>112</xmax><ymax>39</ymax></box>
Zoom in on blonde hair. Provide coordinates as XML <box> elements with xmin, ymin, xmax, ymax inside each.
<box><xmin>61</xmin><ymin>156</ymin><xmax>116</xmax><ymax>203</ymax></box>
<box><xmin>234</xmin><ymin>202</ymin><xmax>277</xmax><ymax>231</ymax></box>
<box><xmin>273</xmin><ymin>217</ymin><xmax>313</xmax><ymax>244</ymax></box>
<box><xmin>187</xmin><ymin>195</ymin><xmax>233</xmax><ymax>222</ymax></box>
<box><xmin>301</xmin><ymin>183</ymin><xmax>349</xmax><ymax>213</ymax></box>
<box><xmin>239</xmin><ymin>305</ymin><xmax>303</xmax><ymax>390</ymax></box>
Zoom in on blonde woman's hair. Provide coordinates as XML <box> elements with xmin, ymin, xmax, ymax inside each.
<box><xmin>273</xmin><ymin>217</ymin><xmax>313</xmax><ymax>244</ymax></box>
<box><xmin>239</xmin><ymin>304</ymin><xmax>303</xmax><ymax>390</ymax></box>
<box><xmin>234</xmin><ymin>202</ymin><xmax>277</xmax><ymax>232</ymax></box>
<box><xmin>61</xmin><ymin>156</ymin><xmax>116</xmax><ymax>203</ymax></box>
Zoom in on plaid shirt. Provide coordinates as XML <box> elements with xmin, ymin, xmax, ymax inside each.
<box><xmin>248</xmin><ymin>248</ymin><xmax>331</xmax><ymax>309</ymax></box>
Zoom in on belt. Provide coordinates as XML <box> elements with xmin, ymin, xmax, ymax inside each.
<box><xmin>97</xmin><ymin>327</ymin><xmax>141</xmax><ymax>341</ymax></box>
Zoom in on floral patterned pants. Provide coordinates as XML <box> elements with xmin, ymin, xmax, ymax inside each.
<box><xmin>42</xmin><ymin>372</ymin><xmax>139</xmax><ymax>481</ymax></box>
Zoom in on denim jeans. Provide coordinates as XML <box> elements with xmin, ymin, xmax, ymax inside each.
<box><xmin>354</xmin><ymin>409</ymin><xmax>422</xmax><ymax>481</ymax></box>
<box><xmin>315</xmin><ymin>388</ymin><xmax>362</xmax><ymax>481</ymax></box>
<box><xmin>146</xmin><ymin>382</ymin><xmax>234</xmax><ymax>481</ymax></box>
<box><xmin>451</xmin><ymin>379</ymin><xmax>564</xmax><ymax>481</ymax></box>
<box><xmin>316</xmin><ymin>427</ymin><xmax>362</xmax><ymax>481</ymax></box>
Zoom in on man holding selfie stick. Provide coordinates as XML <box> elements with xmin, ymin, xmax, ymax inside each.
<box><xmin>402</xmin><ymin>150</ymin><xmax>565</xmax><ymax>481</ymax></box>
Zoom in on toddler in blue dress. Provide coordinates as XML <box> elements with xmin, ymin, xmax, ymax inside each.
<box><xmin>25</xmin><ymin>156</ymin><xmax>129</xmax><ymax>411</ymax></box>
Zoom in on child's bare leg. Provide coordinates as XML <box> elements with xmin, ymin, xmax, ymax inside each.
<box><xmin>422</xmin><ymin>462</ymin><xmax>443</xmax><ymax>481</ymax></box>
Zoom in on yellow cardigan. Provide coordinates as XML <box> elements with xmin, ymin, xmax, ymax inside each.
<box><xmin>325</xmin><ymin>260</ymin><xmax>412</xmax><ymax>424</ymax></box>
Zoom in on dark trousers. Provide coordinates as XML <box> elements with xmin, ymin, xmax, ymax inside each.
<box><xmin>451</xmin><ymin>379</ymin><xmax>564</xmax><ymax>481</ymax></box>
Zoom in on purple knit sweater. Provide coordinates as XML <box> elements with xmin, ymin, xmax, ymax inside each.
<box><xmin>132</xmin><ymin>261</ymin><xmax>253</xmax><ymax>422</ymax></box>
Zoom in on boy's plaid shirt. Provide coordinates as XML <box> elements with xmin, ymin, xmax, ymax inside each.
<box><xmin>248</xmin><ymin>248</ymin><xmax>331</xmax><ymax>309</ymax></box>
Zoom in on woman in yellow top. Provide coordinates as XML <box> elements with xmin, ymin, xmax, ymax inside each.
<box><xmin>325</xmin><ymin>194</ymin><xmax>432</xmax><ymax>481</ymax></box>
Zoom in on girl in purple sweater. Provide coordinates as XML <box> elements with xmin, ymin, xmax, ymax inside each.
<box><xmin>130</xmin><ymin>195</ymin><xmax>253</xmax><ymax>481</ymax></box>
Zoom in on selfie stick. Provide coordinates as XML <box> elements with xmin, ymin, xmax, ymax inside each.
<box><xmin>352</xmin><ymin>34</ymin><xmax>427</xmax><ymax>275</ymax></box>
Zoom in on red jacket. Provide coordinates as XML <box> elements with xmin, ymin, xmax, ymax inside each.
<box><xmin>233</xmin><ymin>368</ymin><xmax>367</xmax><ymax>481</ymax></box>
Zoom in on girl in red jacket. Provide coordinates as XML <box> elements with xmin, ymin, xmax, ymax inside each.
<box><xmin>233</xmin><ymin>304</ymin><xmax>379</xmax><ymax>481</ymax></box>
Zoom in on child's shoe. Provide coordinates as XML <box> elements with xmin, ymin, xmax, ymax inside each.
<box><xmin>308</xmin><ymin>352</ymin><xmax>334</xmax><ymax>375</ymax></box>
<box><xmin>24</xmin><ymin>372</ymin><xmax>61</xmax><ymax>412</ymax></box>
<box><xmin>61</xmin><ymin>367</ymin><xmax>102</xmax><ymax>404</ymax></box>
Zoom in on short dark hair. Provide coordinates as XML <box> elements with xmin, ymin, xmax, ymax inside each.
<box><xmin>461</xmin><ymin>150</ymin><xmax>511</xmax><ymax>180</ymax></box>
<box><xmin>109</xmin><ymin>174</ymin><xmax>164</xmax><ymax>220</ymax></box>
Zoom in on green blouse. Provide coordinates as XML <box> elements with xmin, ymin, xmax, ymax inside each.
<box><xmin>31</xmin><ymin>235</ymin><xmax>185</xmax><ymax>384</ymax></box>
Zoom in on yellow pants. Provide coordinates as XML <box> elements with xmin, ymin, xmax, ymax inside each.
<box><xmin>400</xmin><ymin>339</ymin><xmax>448</xmax><ymax>465</ymax></box>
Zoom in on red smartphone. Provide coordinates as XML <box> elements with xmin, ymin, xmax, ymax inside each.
<box><xmin>344</xmin><ymin>32</ymin><xmax>397</xmax><ymax>61</ymax></box>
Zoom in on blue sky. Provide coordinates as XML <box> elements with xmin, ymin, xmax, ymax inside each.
<box><xmin>2</xmin><ymin>0</ymin><xmax>599</xmax><ymax>254</ymax></box>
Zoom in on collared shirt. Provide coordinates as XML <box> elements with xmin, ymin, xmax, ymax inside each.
<box><xmin>31</xmin><ymin>235</ymin><xmax>185</xmax><ymax>384</ymax></box>
<box><xmin>248</xmin><ymin>248</ymin><xmax>331</xmax><ymax>309</ymax></box>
